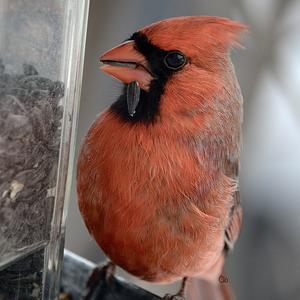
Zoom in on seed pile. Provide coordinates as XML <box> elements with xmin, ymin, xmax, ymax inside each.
<box><xmin>0</xmin><ymin>60</ymin><xmax>64</xmax><ymax>263</ymax></box>
<box><xmin>0</xmin><ymin>249</ymin><xmax>44</xmax><ymax>300</ymax></box>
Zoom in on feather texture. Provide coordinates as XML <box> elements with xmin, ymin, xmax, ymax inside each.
<box><xmin>77</xmin><ymin>16</ymin><xmax>245</xmax><ymax>285</ymax></box>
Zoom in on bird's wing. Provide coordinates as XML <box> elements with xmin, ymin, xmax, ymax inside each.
<box><xmin>224</xmin><ymin>159</ymin><xmax>242</xmax><ymax>252</ymax></box>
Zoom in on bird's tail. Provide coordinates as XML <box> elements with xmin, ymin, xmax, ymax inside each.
<box><xmin>187</xmin><ymin>274</ymin><xmax>235</xmax><ymax>300</ymax></box>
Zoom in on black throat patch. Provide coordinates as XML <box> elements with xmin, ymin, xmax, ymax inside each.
<box><xmin>110</xmin><ymin>32</ymin><xmax>174</xmax><ymax>124</ymax></box>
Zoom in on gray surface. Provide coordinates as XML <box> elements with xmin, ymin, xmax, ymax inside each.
<box><xmin>61</xmin><ymin>250</ymin><xmax>160</xmax><ymax>300</ymax></box>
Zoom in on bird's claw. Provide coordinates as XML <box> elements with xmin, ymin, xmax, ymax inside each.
<box><xmin>85</xmin><ymin>262</ymin><xmax>116</xmax><ymax>300</ymax></box>
<box><xmin>162</xmin><ymin>294</ymin><xmax>185</xmax><ymax>300</ymax></box>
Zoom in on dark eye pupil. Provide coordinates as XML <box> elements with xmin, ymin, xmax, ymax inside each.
<box><xmin>164</xmin><ymin>51</ymin><xmax>186</xmax><ymax>70</ymax></box>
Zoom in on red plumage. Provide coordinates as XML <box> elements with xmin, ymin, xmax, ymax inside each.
<box><xmin>77</xmin><ymin>16</ymin><xmax>246</xmax><ymax>297</ymax></box>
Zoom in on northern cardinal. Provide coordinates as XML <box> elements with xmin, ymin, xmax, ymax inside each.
<box><xmin>77</xmin><ymin>16</ymin><xmax>246</xmax><ymax>299</ymax></box>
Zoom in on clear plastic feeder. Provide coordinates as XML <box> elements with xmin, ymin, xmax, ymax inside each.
<box><xmin>0</xmin><ymin>1</ymin><xmax>89</xmax><ymax>299</ymax></box>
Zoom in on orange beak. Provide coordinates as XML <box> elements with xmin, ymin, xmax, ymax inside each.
<box><xmin>99</xmin><ymin>40</ymin><xmax>154</xmax><ymax>91</ymax></box>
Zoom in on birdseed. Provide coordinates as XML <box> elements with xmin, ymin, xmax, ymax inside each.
<box><xmin>0</xmin><ymin>59</ymin><xmax>64</xmax><ymax>265</ymax></box>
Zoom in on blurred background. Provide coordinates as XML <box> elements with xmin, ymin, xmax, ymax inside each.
<box><xmin>65</xmin><ymin>0</ymin><xmax>300</xmax><ymax>299</ymax></box>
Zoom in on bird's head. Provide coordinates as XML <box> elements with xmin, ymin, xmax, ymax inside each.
<box><xmin>100</xmin><ymin>16</ymin><xmax>246</xmax><ymax>123</ymax></box>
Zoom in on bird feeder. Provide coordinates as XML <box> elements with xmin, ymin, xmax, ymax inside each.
<box><xmin>0</xmin><ymin>1</ymin><xmax>89</xmax><ymax>299</ymax></box>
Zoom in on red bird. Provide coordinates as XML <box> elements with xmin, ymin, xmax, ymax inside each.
<box><xmin>77</xmin><ymin>16</ymin><xmax>246</xmax><ymax>299</ymax></box>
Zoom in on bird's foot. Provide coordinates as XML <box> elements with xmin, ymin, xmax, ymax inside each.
<box><xmin>84</xmin><ymin>261</ymin><xmax>116</xmax><ymax>300</ymax></box>
<box><xmin>87</xmin><ymin>261</ymin><xmax>116</xmax><ymax>286</ymax></box>
<box><xmin>162</xmin><ymin>294</ymin><xmax>185</xmax><ymax>300</ymax></box>
<box><xmin>162</xmin><ymin>277</ymin><xmax>188</xmax><ymax>300</ymax></box>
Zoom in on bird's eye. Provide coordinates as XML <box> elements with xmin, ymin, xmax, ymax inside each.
<box><xmin>164</xmin><ymin>51</ymin><xmax>187</xmax><ymax>70</ymax></box>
